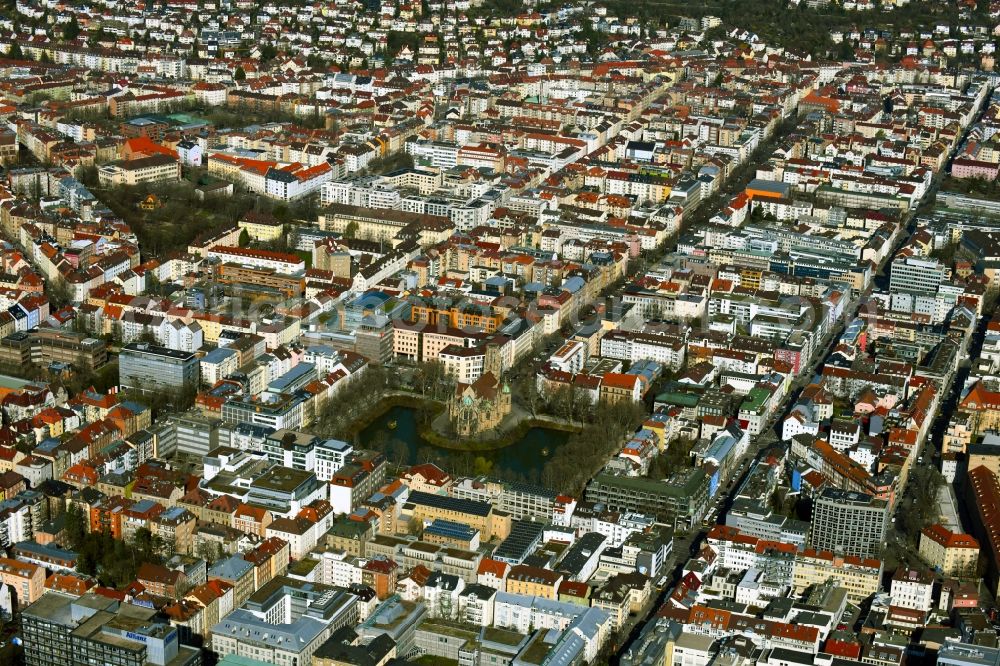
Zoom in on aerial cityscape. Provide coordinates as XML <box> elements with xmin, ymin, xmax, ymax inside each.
<box><xmin>0</xmin><ymin>0</ymin><xmax>995</xmax><ymax>664</ymax></box>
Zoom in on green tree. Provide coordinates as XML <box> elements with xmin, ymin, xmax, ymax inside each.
<box><xmin>77</xmin><ymin>549</ymin><xmax>96</xmax><ymax>577</ymax></box>
<box><xmin>839</xmin><ymin>39</ymin><xmax>855</xmax><ymax>61</ymax></box>
<box><xmin>238</xmin><ymin>228</ymin><xmax>251</xmax><ymax>247</ymax></box>
<box><xmin>50</xmin><ymin>277</ymin><xmax>74</xmax><ymax>308</ymax></box>
<box><xmin>234</xmin><ymin>66</ymin><xmax>246</xmax><ymax>82</ymax></box>
<box><xmin>62</xmin><ymin>15</ymin><xmax>80</xmax><ymax>41</ymax></box>
<box><xmin>307</xmin><ymin>53</ymin><xmax>327</xmax><ymax>70</ymax></box>
<box><xmin>195</xmin><ymin>540</ymin><xmax>224</xmax><ymax>564</ymax></box>
<box><xmin>413</xmin><ymin>360</ymin><xmax>452</xmax><ymax>400</ymax></box>
<box><xmin>343</xmin><ymin>221</ymin><xmax>359</xmax><ymax>238</ymax></box>
<box><xmin>144</xmin><ymin>271</ymin><xmax>162</xmax><ymax>296</ymax></box>
<box><xmin>76</xmin><ymin>163</ymin><xmax>98</xmax><ymax>187</ymax></box>
<box><xmin>272</xmin><ymin>203</ymin><xmax>290</xmax><ymax>223</ymax></box>
<box><xmin>64</xmin><ymin>502</ymin><xmax>88</xmax><ymax>550</ymax></box>
<box><xmin>472</xmin><ymin>456</ymin><xmax>493</xmax><ymax>476</ymax></box>
<box><xmin>260</xmin><ymin>43</ymin><xmax>278</xmax><ymax>62</ymax></box>
<box><xmin>8</xmin><ymin>42</ymin><xmax>23</xmax><ymax>59</ymax></box>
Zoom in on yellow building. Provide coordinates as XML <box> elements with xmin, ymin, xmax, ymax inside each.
<box><xmin>919</xmin><ymin>524</ymin><xmax>980</xmax><ymax>577</ymax></box>
<box><xmin>320</xmin><ymin>204</ymin><xmax>436</xmax><ymax>244</ymax></box>
<box><xmin>208</xmin><ymin>554</ymin><xmax>256</xmax><ymax>608</ymax></box>
<box><xmin>218</xmin><ymin>263</ymin><xmax>304</xmax><ymax>298</ymax></box>
<box><xmin>739</xmin><ymin>268</ymin><xmax>764</xmax><ymax>290</ymax></box>
<box><xmin>234</xmin><ymin>504</ymin><xmax>273</xmax><ymax>537</ymax></box>
<box><xmin>192</xmin><ymin>315</ymin><xmax>223</xmax><ymax>344</ymax></box>
<box><xmin>0</xmin><ymin>446</ymin><xmax>25</xmax><ymax>473</ymax></box>
<box><xmin>959</xmin><ymin>381</ymin><xmax>1000</xmax><ymax>436</ymax></box>
<box><xmin>400</xmin><ymin>490</ymin><xmax>507</xmax><ymax>541</ymax></box>
<box><xmin>139</xmin><ymin>194</ymin><xmax>162</xmax><ymax>210</ymax></box>
<box><xmin>505</xmin><ymin>565</ymin><xmax>563</xmax><ymax>600</ymax></box>
<box><xmin>153</xmin><ymin>508</ymin><xmax>197</xmax><ymax>555</ymax></box>
<box><xmin>944</xmin><ymin>413</ymin><xmax>974</xmax><ymax>454</ymax></box>
<box><xmin>600</xmin><ymin>373</ymin><xmax>643</xmax><ymax>404</ymax></box>
<box><xmin>238</xmin><ymin>211</ymin><xmax>285</xmax><ymax>242</ymax></box>
<box><xmin>792</xmin><ymin>550</ymin><xmax>882</xmax><ymax>603</ymax></box>
<box><xmin>98</xmin><ymin>154</ymin><xmax>180</xmax><ymax>186</ymax></box>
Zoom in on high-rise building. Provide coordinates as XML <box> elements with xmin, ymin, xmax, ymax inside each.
<box><xmin>119</xmin><ymin>342</ymin><xmax>199</xmax><ymax>395</ymax></box>
<box><xmin>889</xmin><ymin>256</ymin><xmax>948</xmax><ymax>294</ymax></box>
<box><xmin>809</xmin><ymin>488</ymin><xmax>888</xmax><ymax>559</ymax></box>
<box><xmin>165</xmin><ymin>412</ymin><xmax>228</xmax><ymax>458</ymax></box>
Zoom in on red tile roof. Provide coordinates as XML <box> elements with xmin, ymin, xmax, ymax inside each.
<box><xmin>921</xmin><ymin>523</ymin><xmax>979</xmax><ymax>549</ymax></box>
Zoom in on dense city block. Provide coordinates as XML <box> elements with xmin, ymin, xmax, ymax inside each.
<box><xmin>0</xmin><ymin>0</ymin><xmax>994</xmax><ymax>665</ymax></box>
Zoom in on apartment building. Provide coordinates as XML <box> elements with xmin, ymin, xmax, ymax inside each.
<box><xmin>890</xmin><ymin>567</ymin><xmax>935</xmax><ymax>612</ymax></box>
<box><xmin>207</xmin><ymin>246</ymin><xmax>306</xmax><ymax>275</ymax></box>
<box><xmin>919</xmin><ymin>524</ymin><xmax>980</xmax><ymax>577</ymax></box>
<box><xmin>791</xmin><ymin>550</ymin><xmax>883</xmax><ymax>603</ymax></box>
<box><xmin>0</xmin><ymin>557</ymin><xmax>44</xmax><ymax>607</ymax></box>
<box><xmin>505</xmin><ymin>565</ymin><xmax>563</xmax><ymax>600</ymax></box>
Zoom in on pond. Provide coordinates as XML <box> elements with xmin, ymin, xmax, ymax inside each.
<box><xmin>358</xmin><ymin>405</ymin><xmax>571</xmax><ymax>478</ymax></box>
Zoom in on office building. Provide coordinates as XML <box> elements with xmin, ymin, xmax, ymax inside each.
<box><xmin>314</xmin><ymin>628</ymin><xmax>396</xmax><ymax>666</ymax></box>
<box><xmin>358</xmin><ymin>595</ymin><xmax>427</xmax><ymax>658</ymax></box>
<box><xmin>261</xmin><ymin>429</ymin><xmax>353</xmax><ymax>480</ymax></box>
<box><xmin>725</xmin><ymin>498</ymin><xmax>809</xmax><ymax>547</ymax></box>
<box><xmin>889</xmin><ymin>256</ymin><xmax>948</xmax><ymax>294</ymax></box>
<box><xmin>221</xmin><ymin>392</ymin><xmax>305</xmax><ymax>431</ymax></box>
<box><xmin>400</xmin><ymin>491</ymin><xmax>499</xmax><ymax>540</ymax></box>
<box><xmin>493</xmin><ymin>520</ymin><xmax>545</xmax><ymax>565</ymax></box>
<box><xmin>584</xmin><ymin>468</ymin><xmax>710</xmax><ymax>530</ymax></box>
<box><xmin>170</xmin><ymin>412</ymin><xmax>229</xmax><ymax>458</ymax></box>
<box><xmin>0</xmin><ymin>329</ymin><xmax>107</xmax><ymax>369</ymax></box>
<box><xmin>938</xmin><ymin>643</ymin><xmax>1000</xmax><ymax>666</ymax></box>
<box><xmin>99</xmin><ymin>154</ymin><xmax>181</xmax><ymax>186</ymax></box>
<box><xmin>809</xmin><ymin>488</ymin><xmax>888</xmax><ymax>559</ymax></box>
<box><xmin>212</xmin><ymin>576</ymin><xmax>358</xmax><ymax>666</ymax></box>
<box><xmin>245</xmin><ymin>466</ymin><xmax>325</xmax><ymax>517</ymax></box>
<box><xmin>119</xmin><ymin>343</ymin><xmax>199</xmax><ymax>395</ymax></box>
<box><xmin>22</xmin><ymin>591</ymin><xmax>200</xmax><ymax>666</ymax></box>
